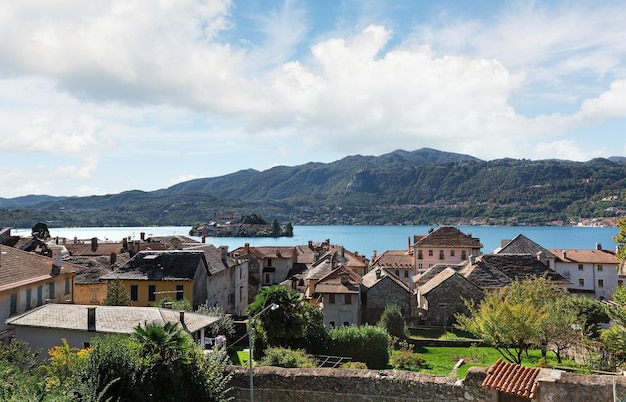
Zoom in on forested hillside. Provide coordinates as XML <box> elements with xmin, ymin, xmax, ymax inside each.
<box><xmin>1</xmin><ymin>149</ymin><xmax>625</xmax><ymax>227</ymax></box>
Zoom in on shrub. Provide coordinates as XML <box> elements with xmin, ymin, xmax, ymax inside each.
<box><xmin>378</xmin><ymin>304</ymin><xmax>408</xmax><ymax>339</ymax></box>
<box><xmin>339</xmin><ymin>361</ymin><xmax>368</xmax><ymax>369</ymax></box>
<box><xmin>327</xmin><ymin>325</ymin><xmax>389</xmax><ymax>369</ymax></box>
<box><xmin>258</xmin><ymin>347</ymin><xmax>317</xmax><ymax>368</ymax></box>
<box><xmin>390</xmin><ymin>350</ymin><xmax>428</xmax><ymax>371</ymax></box>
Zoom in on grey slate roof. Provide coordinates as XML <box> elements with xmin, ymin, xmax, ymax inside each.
<box><xmin>100</xmin><ymin>250</ymin><xmax>206</xmax><ymax>281</ymax></box>
<box><xmin>6</xmin><ymin>303</ymin><xmax>218</xmax><ymax>334</ymax></box>
<box><xmin>493</xmin><ymin>234</ymin><xmax>557</xmax><ymax>258</ymax></box>
<box><xmin>458</xmin><ymin>254</ymin><xmax>568</xmax><ymax>290</ymax></box>
<box><xmin>361</xmin><ymin>267</ymin><xmax>409</xmax><ymax>292</ymax></box>
<box><xmin>182</xmin><ymin>244</ymin><xmax>234</xmax><ymax>275</ymax></box>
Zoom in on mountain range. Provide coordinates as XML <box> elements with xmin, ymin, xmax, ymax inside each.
<box><xmin>1</xmin><ymin>148</ymin><xmax>625</xmax><ymax>228</ymax></box>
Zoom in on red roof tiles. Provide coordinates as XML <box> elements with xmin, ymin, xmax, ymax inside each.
<box><xmin>482</xmin><ymin>358</ymin><xmax>540</xmax><ymax>399</ymax></box>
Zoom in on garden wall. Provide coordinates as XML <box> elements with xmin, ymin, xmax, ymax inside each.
<box><xmin>226</xmin><ymin>365</ymin><xmax>626</xmax><ymax>402</ymax></box>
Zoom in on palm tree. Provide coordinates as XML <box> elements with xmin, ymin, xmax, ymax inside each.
<box><xmin>132</xmin><ymin>321</ymin><xmax>193</xmax><ymax>363</ymax></box>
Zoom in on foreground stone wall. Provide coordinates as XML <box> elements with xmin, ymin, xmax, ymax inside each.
<box><xmin>226</xmin><ymin>366</ymin><xmax>626</xmax><ymax>402</ymax></box>
<box><xmin>226</xmin><ymin>366</ymin><xmax>494</xmax><ymax>402</ymax></box>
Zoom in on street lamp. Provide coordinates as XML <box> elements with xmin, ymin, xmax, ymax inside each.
<box><xmin>248</xmin><ymin>303</ymin><xmax>279</xmax><ymax>402</ymax></box>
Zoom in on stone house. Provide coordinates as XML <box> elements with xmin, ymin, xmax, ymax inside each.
<box><xmin>100</xmin><ymin>250</ymin><xmax>209</xmax><ymax>308</ymax></box>
<box><xmin>315</xmin><ymin>267</ymin><xmax>362</xmax><ymax>327</ymax></box>
<box><xmin>493</xmin><ymin>234</ymin><xmax>558</xmax><ymax>269</ymax></box>
<box><xmin>0</xmin><ymin>245</ymin><xmax>78</xmax><ymax>334</ymax></box>
<box><xmin>548</xmin><ymin>245</ymin><xmax>622</xmax><ymax>300</ymax></box>
<box><xmin>416</xmin><ymin>267</ymin><xmax>483</xmax><ymax>326</ymax></box>
<box><xmin>360</xmin><ymin>267</ymin><xmax>411</xmax><ymax>324</ymax></box>
<box><xmin>231</xmin><ymin>244</ymin><xmax>296</xmax><ymax>287</ymax></box>
<box><xmin>184</xmin><ymin>244</ymin><xmax>248</xmax><ymax>316</ymax></box>
<box><xmin>412</xmin><ymin>226</ymin><xmax>483</xmax><ymax>273</ymax></box>
<box><xmin>370</xmin><ymin>246</ymin><xmax>415</xmax><ymax>290</ymax></box>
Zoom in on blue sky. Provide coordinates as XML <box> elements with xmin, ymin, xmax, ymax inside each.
<box><xmin>1</xmin><ymin>0</ymin><xmax>626</xmax><ymax>198</ymax></box>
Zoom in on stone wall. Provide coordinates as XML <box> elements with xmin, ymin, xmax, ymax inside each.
<box><xmin>423</xmin><ymin>274</ymin><xmax>483</xmax><ymax>326</ymax></box>
<box><xmin>226</xmin><ymin>366</ymin><xmax>494</xmax><ymax>402</ymax></box>
<box><xmin>226</xmin><ymin>365</ymin><xmax>626</xmax><ymax>402</ymax></box>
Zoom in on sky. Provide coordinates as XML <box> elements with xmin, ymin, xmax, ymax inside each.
<box><xmin>1</xmin><ymin>0</ymin><xmax>626</xmax><ymax>198</ymax></box>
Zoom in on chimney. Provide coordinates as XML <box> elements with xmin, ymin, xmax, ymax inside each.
<box><xmin>308</xmin><ymin>240</ymin><xmax>313</xmax><ymax>250</ymax></box>
<box><xmin>536</xmin><ymin>251</ymin><xmax>545</xmax><ymax>264</ymax></box>
<box><xmin>221</xmin><ymin>246</ymin><xmax>228</xmax><ymax>263</ymax></box>
<box><xmin>123</xmin><ymin>238</ymin><xmax>128</xmax><ymax>251</ymax></box>
<box><xmin>469</xmin><ymin>255</ymin><xmax>476</xmax><ymax>265</ymax></box>
<box><xmin>74</xmin><ymin>237</ymin><xmax>78</xmax><ymax>245</ymax></box>
<box><xmin>110</xmin><ymin>252</ymin><xmax>117</xmax><ymax>266</ymax></box>
<box><xmin>408</xmin><ymin>236</ymin><xmax>411</xmax><ymax>251</ymax></box>
<box><xmin>202</xmin><ymin>236</ymin><xmax>206</xmax><ymax>244</ymax></box>
<box><xmin>62</xmin><ymin>238</ymin><xmax>66</xmax><ymax>245</ymax></box>
<box><xmin>596</xmin><ymin>243</ymin><xmax>602</xmax><ymax>250</ymax></box>
<box><xmin>562</xmin><ymin>250</ymin><xmax>567</xmax><ymax>259</ymax></box>
<box><xmin>87</xmin><ymin>307</ymin><xmax>96</xmax><ymax>332</ymax></box>
<box><xmin>375</xmin><ymin>269</ymin><xmax>381</xmax><ymax>279</ymax></box>
<box><xmin>55</xmin><ymin>236</ymin><xmax>59</xmax><ymax>245</ymax></box>
<box><xmin>140</xmin><ymin>232</ymin><xmax>145</xmax><ymax>241</ymax></box>
<box><xmin>341</xmin><ymin>247</ymin><xmax>345</xmax><ymax>258</ymax></box>
<box><xmin>372</xmin><ymin>250</ymin><xmax>377</xmax><ymax>260</ymax></box>
<box><xmin>91</xmin><ymin>237</ymin><xmax>98</xmax><ymax>252</ymax></box>
<box><xmin>51</xmin><ymin>248</ymin><xmax>62</xmax><ymax>276</ymax></box>
<box><xmin>244</xmin><ymin>243</ymin><xmax>250</xmax><ymax>254</ymax></box>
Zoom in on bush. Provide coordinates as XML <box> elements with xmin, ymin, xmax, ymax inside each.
<box><xmin>327</xmin><ymin>325</ymin><xmax>389</xmax><ymax>369</ymax></box>
<box><xmin>390</xmin><ymin>350</ymin><xmax>428</xmax><ymax>371</ymax></box>
<box><xmin>258</xmin><ymin>347</ymin><xmax>317</xmax><ymax>368</ymax></box>
<box><xmin>339</xmin><ymin>361</ymin><xmax>368</xmax><ymax>369</ymax></box>
<box><xmin>378</xmin><ymin>304</ymin><xmax>408</xmax><ymax>339</ymax></box>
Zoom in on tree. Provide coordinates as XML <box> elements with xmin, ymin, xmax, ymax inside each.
<box><xmin>195</xmin><ymin>304</ymin><xmax>235</xmax><ymax>340</ymax></box>
<box><xmin>31</xmin><ymin>222</ymin><xmax>50</xmax><ymax>240</ymax></box>
<box><xmin>455</xmin><ymin>284</ymin><xmax>547</xmax><ymax>364</ymax></box>
<box><xmin>378</xmin><ymin>304</ymin><xmax>408</xmax><ymax>339</ymax></box>
<box><xmin>247</xmin><ymin>286</ymin><xmax>311</xmax><ymax>356</ymax></box>
<box><xmin>613</xmin><ymin>217</ymin><xmax>626</xmax><ymax>260</ymax></box>
<box><xmin>103</xmin><ymin>279</ymin><xmax>131</xmax><ymax>306</ymax></box>
<box><xmin>271</xmin><ymin>219</ymin><xmax>281</xmax><ymax>237</ymax></box>
<box><xmin>564</xmin><ymin>295</ymin><xmax>609</xmax><ymax>338</ymax></box>
<box><xmin>132</xmin><ymin>321</ymin><xmax>194</xmax><ymax>364</ymax></box>
<box><xmin>601</xmin><ymin>285</ymin><xmax>626</xmax><ymax>369</ymax></box>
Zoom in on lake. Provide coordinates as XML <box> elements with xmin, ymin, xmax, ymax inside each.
<box><xmin>12</xmin><ymin>225</ymin><xmax>620</xmax><ymax>259</ymax></box>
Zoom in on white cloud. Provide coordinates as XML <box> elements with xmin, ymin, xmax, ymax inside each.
<box><xmin>55</xmin><ymin>157</ymin><xmax>100</xmax><ymax>179</ymax></box>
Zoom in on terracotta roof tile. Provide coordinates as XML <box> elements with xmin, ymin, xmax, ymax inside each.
<box><xmin>548</xmin><ymin>248</ymin><xmax>620</xmax><ymax>264</ymax></box>
<box><xmin>482</xmin><ymin>358</ymin><xmax>540</xmax><ymax>399</ymax></box>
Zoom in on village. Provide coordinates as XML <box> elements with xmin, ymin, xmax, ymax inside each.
<box><xmin>1</xmin><ymin>222</ymin><xmax>626</xmax><ymax>400</ymax></box>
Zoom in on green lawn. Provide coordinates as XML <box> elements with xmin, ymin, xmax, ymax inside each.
<box><xmin>408</xmin><ymin>328</ymin><xmax>476</xmax><ymax>340</ymax></box>
<box><xmin>403</xmin><ymin>345</ymin><xmax>581</xmax><ymax>377</ymax></box>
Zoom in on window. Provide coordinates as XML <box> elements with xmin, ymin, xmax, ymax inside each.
<box><xmin>176</xmin><ymin>285</ymin><xmax>184</xmax><ymax>301</ymax></box>
<box><xmin>343</xmin><ymin>321</ymin><xmax>349</xmax><ymax>327</ymax></box>
<box><xmin>239</xmin><ymin>286</ymin><xmax>243</xmax><ymax>302</ymax></box>
<box><xmin>597</xmin><ymin>265</ymin><xmax>603</xmax><ymax>271</ymax></box>
<box><xmin>404</xmin><ymin>270</ymin><xmax>409</xmax><ymax>278</ymax></box>
<box><xmin>461</xmin><ymin>251</ymin><xmax>467</xmax><ymax>260</ymax></box>
<box><xmin>10</xmin><ymin>293</ymin><xmax>17</xmax><ymax>316</ymax></box>
<box><xmin>417</xmin><ymin>250</ymin><xmax>423</xmax><ymax>260</ymax></box>
<box><xmin>578</xmin><ymin>264</ymin><xmax>584</xmax><ymax>271</ymax></box>
<box><xmin>395</xmin><ymin>270</ymin><xmax>400</xmax><ymax>277</ymax></box>
<box><xmin>598</xmin><ymin>279</ymin><xmax>604</xmax><ymax>288</ymax></box>
<box><xmin>450</xmin><ymin>250</ymin><xmax>455</xmax><ymax>257</ymax></box>
<box><xmin>439</xmin><ymin>250</ymin><xmax>444</xmax><ymax>260</ymax></box>
<box><xmin>418</xmin><ymin>263</ymin><xmax>423</xmax><ymax>270</ymax></box>
<box><xmin>26</xmin><ymin>289</ymin><xmax>32</xmax><ymax>310</ymax></box>
<box><xmin>578</xmin><ymin>278</ymin><xmax>584</xmax><ymax>287</ymax></box>
<box><xmin>329</xmin><ymin>321</ymin><xmax>335</xmax><ymax>328</ymax></box>
<box><xmin>344</xmin><ymin>294</ymin><xmax>352</xmax><ymax>304</ymax></box>
<box><xmin>37</xmin><ymin>285</ymin><xmax>43</xmax><ymax>306</ymax></box>
<box><xmin>267</xmin><ymin>258</ymin><xmax>272</xmax><ymax>267</ymax></box>
<box><xmin>328</xmin><ymin>294</ymin><xmax>336</xmax><ymax>304</ymax></box>
<box><xmin>264</xmin><ymin>273</ymin><xmax>271</xmax><ymax>284</ymax></box>
<box><xmin>148</xmin><ymin>285</ymin><xmax>156</xmax><ymax>302</ymax></box>
<box><xmin>91</xmin><ymin>288</ymin><xmax>98</xmax><ymax>302</ymax></box>
<box><xmin>239</xmin><ymin>266</ymin><xmax>242</xmax><ymax>279</ymax></box>
<box><xmin>65</xmin><ymin>277</ymin><xmax>70</xmax><ymax>295</ymax></box>
<box><xmin>48</xmin><ymin>283</ymin><xmax>55</xmax><ymax>300</ymax></box>
<box><xmin>428</xmin><ymin>250</ymin><xmax>433</xmax><ymax>257</ymax></box>
<box><xmin>130</xmin><ymin>285</ymin><xmax>138</xmax><ymax>301</ymax></box>
<box><xmin>428</xmin><ymin>264</ymin><xmax>433</xmax><ymax>268</ymax></box>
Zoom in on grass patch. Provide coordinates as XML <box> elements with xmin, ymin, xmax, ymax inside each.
<box><xmin>409</xmin><ymin>328</ymin><xmax>475</xmax><ymax>340</ymax></box>
<box><xmin>393</xmin><ymin>345</ymin><xmax>581</xmax><ymax>377</ymax></box>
